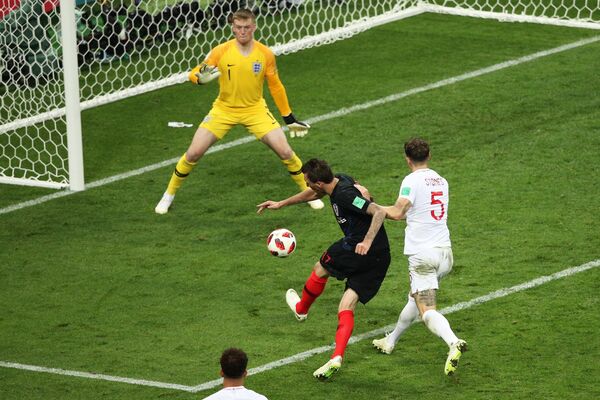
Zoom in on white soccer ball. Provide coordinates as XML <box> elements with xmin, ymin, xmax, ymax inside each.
<box><xmin>267</xmin><ymin>228</ymin><xmax>296</xmax><ymax>257</ymax></box>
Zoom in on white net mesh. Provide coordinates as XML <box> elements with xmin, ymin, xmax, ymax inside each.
<box><xmin>1</xmin><ymin>0</ymin><xmax>411</xmax><ymax>188</ymax></box>
<box><xmin>1</xmin><ymin>0</ymin><xmax>597</xmax><ymax>189</ymax></box>
<box><xmin>426</xmin><ymin>0</ymin><xmax>599</xmax><ymax>27</ymax></box>
<box><xmin>1</xmin><ymin>1</ymin><xmax>69</xmax><ymax>187</ymax></box>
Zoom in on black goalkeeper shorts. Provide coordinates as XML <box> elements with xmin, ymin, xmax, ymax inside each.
<box><xmin>320</xmin><ymin>239</ymin><xmax>391</xmax><ymax>304</ymax></box>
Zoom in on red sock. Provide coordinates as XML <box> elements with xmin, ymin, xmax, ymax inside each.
<box><xmin>296</xmin><ymin>271</ymin><xmax>328</xmax><ymax>315</ymax></box>
<box><xmin>332</xmin><ymin>310</ymin><xmax>354</xmax><ymax>359</ymax></box>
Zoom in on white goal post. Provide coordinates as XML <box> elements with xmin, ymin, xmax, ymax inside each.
<box><xmin>1</xmin><ymin>0</ymin><xmax>598</xmax><ymax>191</ymax></box>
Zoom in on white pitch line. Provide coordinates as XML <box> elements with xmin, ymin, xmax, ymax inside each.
<box><xmin>191</xmin><ymin>258</ymin><xmax>600</xmax><ymax>392</ymax></box>
<box><xmin>0</xmin><ymin>360</ymin><xmax>197</xmax><ymax>392</ymax></box>
<box><xmin>2</xmin><ymin>258</ymin><xmax>597</xmax><ymax>392</ymax></box>
<box><xmin>1</xmin><ymin>34</ymin><xmax>599</xmax><ymax>216</ymax></box>
<box><xmin>306</xmin><ymin>35</ymin><xmax>600</xmax><ymax>126</ymax></box>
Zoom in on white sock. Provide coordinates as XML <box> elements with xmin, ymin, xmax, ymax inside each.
<box><xmin>387</xmin><ymin>295</ymin><xmax>419</xmax><ymax>345</ymax></box>
<box><xmin>422</xmin><ymin>309</ymin><xmax>459</xmax><ymax>347</ymax></box>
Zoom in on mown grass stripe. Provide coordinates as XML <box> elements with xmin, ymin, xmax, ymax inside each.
<box><xmin>2</xmin><ymin>259</ymin><xmax>598</xmax><ymax>392</ymax></box>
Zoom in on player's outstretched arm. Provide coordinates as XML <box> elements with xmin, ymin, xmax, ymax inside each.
<box><xmin>257</xmin><ymin>189</ymin><xmax>321</xmax><ymax>214</ymax></box>
<box><xmin>257</xmin><ymin>200</ymin><xmax>283</xmax><ymax>214</ymax></box>
<box><xmin>384</xmin><ymin>198</ymin><xmax>411</xmax><ymax>221</ymax></box>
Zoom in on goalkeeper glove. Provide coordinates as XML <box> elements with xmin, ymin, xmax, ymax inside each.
<box><xmin>283</xmin><ymin>113</ymin><xmax>310</xmax><ymax>138</ymax></box>
<box><xmin>194</xmin><ymin>64</ymin><xmax>220</xmax><ymax>85</ymax></box>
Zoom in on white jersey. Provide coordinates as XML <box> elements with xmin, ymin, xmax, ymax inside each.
<box><xmin>203</xmin><ymin>386</ymin><xmax>268</xmax><ymax>400</ymax></box>
<box><xmin>398</xmin><ymin>168</ymin><xmax>451</xmax><ymax>255</ymax></box>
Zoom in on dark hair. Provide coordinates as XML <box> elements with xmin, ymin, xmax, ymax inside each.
<box><xmin>301</xmin><ymin>158</ymin><xmax>334</xmax><ymax>184</ymax></box>
<box><xmin>404</xmin><ymin>138</ymin><xmax>430</xmax><ymax>163</ymax></box>
<box><xmin>220</xmin><ymin>348</ymin><xmax>248</xmax><ymax>379</ymax></box>
<box><xmin>232</xmin><ymin>8</ymin><xmax>256</xmax><ymax>23</ymax></box>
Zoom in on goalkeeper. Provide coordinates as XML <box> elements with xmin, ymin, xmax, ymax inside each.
<box><xmin>155</xmin><ymin>8</ymin><xmax>322</xmax><ymax>214</ymax></box>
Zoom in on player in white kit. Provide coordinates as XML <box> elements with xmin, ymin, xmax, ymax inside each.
<box><xmin>372</xmin><ymin>137</ymin><xmax>467</xmax><ymax>376</ymax></box>
<box><xmin>202</xmin><ymin>348</ymin><xmax>268</xmax><ymax>400</ymax></box>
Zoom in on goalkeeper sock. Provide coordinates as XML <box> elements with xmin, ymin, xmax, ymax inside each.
<box><xmin>281</xmin><ymin>153</ymin><xmax>307</xmax><ymax>192</ymax></box>
<box><xmin>297</xmin><ymin>271</ymin><xmax>328</xmax><ymax>315</ymax></box>
<box><xmin>166</xmin><ymin>154</ymin><xmax>197</xmax><ymax>195</ymax></box>
<box><xmin>332</xmin><ymin>310</ymin><xmax>354</xmax><ymax>358</ymax></box>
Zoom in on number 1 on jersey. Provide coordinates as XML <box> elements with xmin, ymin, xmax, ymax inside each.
<box><xmin>430</xmin><ymin>191</ymin><xmax>445</xmax><ymax>220</ymax></box>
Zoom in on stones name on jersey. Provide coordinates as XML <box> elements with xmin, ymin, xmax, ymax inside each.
<box><xmin>425</xmin><ymin>177</ymin><xmax>444</xmax><ymax>186</ymax></box>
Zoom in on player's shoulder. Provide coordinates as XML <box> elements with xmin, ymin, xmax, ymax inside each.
<box><xmin>213</xmin><ymin>40</ymin><xmax>236</xmax><ymax>53</ymax></box>
<box><xmin>207</xmin><ymin>40</ymin><xmax>234</xmax><ymax>62</ymax></box>
<box><xmin>236</xmin><ymin>388</ymin><xmax>268</xmax><ymax>400</ymax></box>
<box><xmin>335</xmin><ymin>173</ymin><xmax>357</xmax><ymax>187</ymax></box>
<box><xmin>426</xmin><ymin>168</ymin><xmax>448</xmax><ymax>185</ymax></box>
<box><xmin>247</xmin><ymin>389</ymin><xmax>268</xmax><ymax>400</ymax></box>
<box><xmin>334</xmin><ymin>174</ymin><xmax>364</xmax><ymax>202</ymax></box>
<box><xmin>254</xmin><ymin>41</ymin><xmax>275</xmax><ymax>57</ymax></box>
<box><xmin>403</xmin><ymin>169</ymin><xmax>448</xmax><ymax>194</ymax></box>
<box><xmin>407</xmin><ymin>168</ymin><xmax>445</xmax><ymax>180</ymax></box>
<box><xmin>253</xmin><ymin>40</ymin><xmax>272</xmax><ymax>52</ymax></box>
<box><xmin>201</xmin><ymin>389</ymin><xmax>222</xmax><ymax>400</ymax></box>
<box><xmin>202</xmin><ymin>387</ymin><xmax>267</xmax><ymax>400</ymax></box>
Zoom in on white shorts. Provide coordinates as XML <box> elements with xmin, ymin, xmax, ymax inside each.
<box><xmin>407</xmin><ymin>247</ymin><xmax>453</xmax><ymax>294</ymax></box>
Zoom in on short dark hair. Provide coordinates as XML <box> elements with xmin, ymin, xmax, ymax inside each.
<box><xmin>220</xmin><ymin>348</ymin><xmax>248</xmax><ymax>379</ymax></box>
<box><xmin>301</xmin><ymin>158</ymin><xmax>334</xmax><ymax>184</ymax></box>
<box><xmin>404</xmin><ymin>138</ymin><xmax>430</xmax><ymax>162</ymax></box>
<box><xmin>232</xmin><ymin>9</ymin><xmax>256</xmax><ymax>23</ymax></box>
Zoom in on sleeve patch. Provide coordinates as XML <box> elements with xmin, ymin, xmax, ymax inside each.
<box><xmin>352</xmin><ymin>196</ymin><xmax>366</xmax><ymax>209</ymax></box>
<box><xmin>401</xmin><ymin>187</ymin><xmax>411</xmax><ymax>196</ymax></box>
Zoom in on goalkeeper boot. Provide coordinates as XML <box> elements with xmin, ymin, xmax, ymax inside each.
<box><xmin>285</xmin><ymin>289</ymin><xmax>307</xmax><ymax>321</ymax></box>
<box><xmin>313</xmin><ymin>355</ymin><xmax>342</xmax><ymax>380</ymax></box>
<box><xmin>155</xmin><ymin>192</ymin><xmax>175</xmax><ymax>214</ymax></box>
<box><xmin>308</xmin><ymin>199</ymin><xmax>325</xmax><ymax>210</ymax></box>
<box><xmin>372</xmin><ymin>335</ymin><xmax>395</xmax><ymax>355</ymax></box>
<box><xmin>444</xmin><ymin>339</ymin><xmax>468</xmax><ymax>376</ymax></box>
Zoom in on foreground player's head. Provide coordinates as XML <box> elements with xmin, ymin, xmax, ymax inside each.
<box><xmin>404</xmin><ymin>138</ymin><xmax>431</xmax><ymax>166</ymax></box>
<box><xmin>302</xmin><ymin>159</ymin><xmax>334</xmax><ymax>195</ymax></box>
<box><xmin>302</xmin><ymin>158</ymin><xmax>334</xmax><ymax>186</ymax></box>
<box><xmin>220</xmin><ymin>348</ymin><xmax>248</xmax><ymax>379</ymax></box>
<box><xmin>231</xmin><ymin>9</ymin><xmax>256</xmax><ymax>45</ymax></box>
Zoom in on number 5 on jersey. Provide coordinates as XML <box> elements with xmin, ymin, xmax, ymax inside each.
<box><xmin>430</xmin><ymin>191</ymin><xmax>446</xmax><ymax>220</ymax></box>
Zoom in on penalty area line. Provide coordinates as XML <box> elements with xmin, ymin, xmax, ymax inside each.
<box><xmin>2</xmin><ymin>258</ymin><xmax>598</xmax><ymax>392</ymax></box>
<box><xmin>194</xmin><ymin>257</ymin><xmax>600</xmax><ymax>392</ymax></box>
<box><xmin>0</xmin><ymin>360</ymin><xmax>197</xmax><ymax>392</ymax></box>
<box><xmin>1</xmin><ymin>34</ymin><xmax>599</xmax><ymax>216</ymax></box>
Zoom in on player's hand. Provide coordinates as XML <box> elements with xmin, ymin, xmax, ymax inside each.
<box><xmin>257</xmin><ymin>200</ymin><xmax>282</xmax><ymax>214</ymax></box>
<box><xmin>283</xmin><ymin>113</ymin><xmax>310</xmax><ymax>138</ymax></box>
<box><xmin>355</xmin><ymin>241</ymin><xmax>372</xmax><ymax>255</ymax></box>
<box><xmin>194</xmin><ymin>64</ymin><xmax>220</xmax><ymax>85</ymax></box>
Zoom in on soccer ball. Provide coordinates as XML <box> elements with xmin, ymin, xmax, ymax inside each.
<box><xmin>267</xmin><ymin>228</ymin><xmax>296</xmax><ymax>257</ymax></box>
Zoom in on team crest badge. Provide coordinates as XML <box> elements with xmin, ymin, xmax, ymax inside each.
<box><xmin>252</xmin><ymin>62</ymin><xmax>262</xmax><ymax>74</ymax></box>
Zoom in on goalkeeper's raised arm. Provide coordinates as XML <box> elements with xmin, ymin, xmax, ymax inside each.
<box><xmin>154</xmin><ymin>8</ymin><xmax>324</xmax><ymax>216</ymax></box>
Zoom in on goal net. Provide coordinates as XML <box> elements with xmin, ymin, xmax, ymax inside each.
<box><xmin>1</xmin><ymin>0</ymin><xmax>598</xmax><ymax>190</ymax></box>
<box><xmin>0</xmin><ymin>0</ymin><xmax>416</xmax><ymax>189</ymax></box>
<box><xmin>426</xmin><ymin>0</ymin><xmax>600</xmax><ymax>30</ymax></box>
